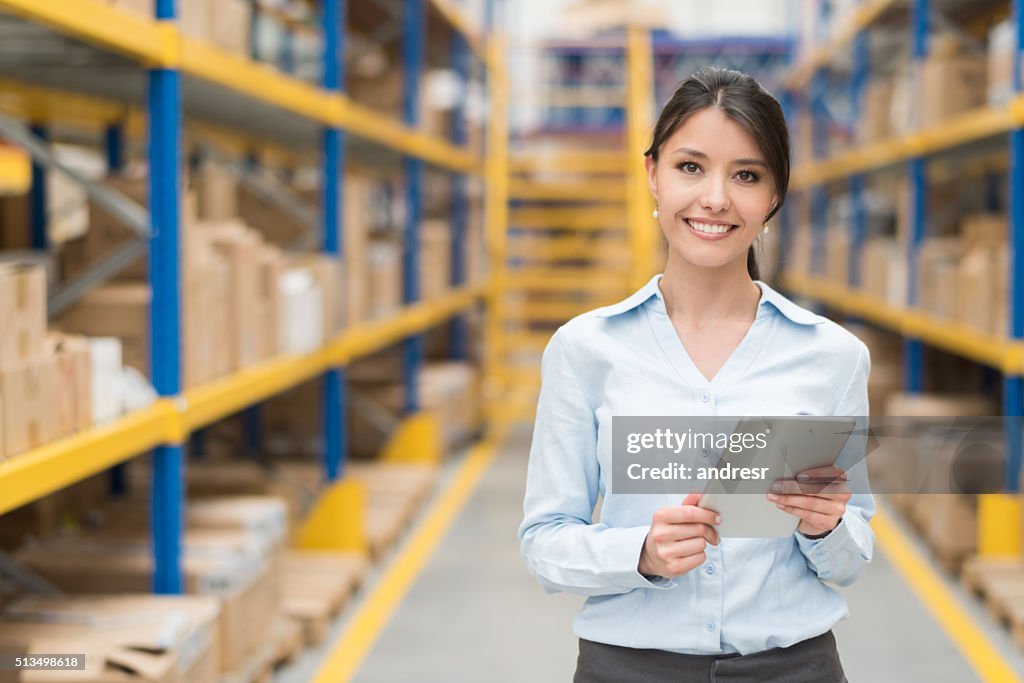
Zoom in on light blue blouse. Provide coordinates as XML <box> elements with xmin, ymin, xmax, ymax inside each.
<box><xmin>518</xmin><ymin>273</ymin><xmax>875</xmax><ymax>655</ymax></box>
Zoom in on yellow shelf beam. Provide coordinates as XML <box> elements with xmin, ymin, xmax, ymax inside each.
<box><xmin>0</xmin><ymin>0</ymin><xmax>174</xmax><ymax>66</ymax></box>
<box><xmin>0</xmin><ymin>4</ymin><xmax>481</xmax><ymax>174</ymax></box>
<box><xmin>780</xmin><ymin>272</ymin><xmax>1024</xmax><ymax>372</ymax></box>
<box><xmin>429</xmin><ymin>0</ymin><xmax>486</xmax><ymax>62</ymax></box>
<box><xmin>0</xmin><ymin>146</ymin><xmax>31</xmax><ymax>194</ymax></box>
<box><xmin>0</xmin><ymin>401</ymin><xmax>178</xmax><ymax>517</ymax></box>
<box><xmin>508</xmin><ymin>179</ymin><xmax>627</xmax><ymax>202</ymax></box>
<box><xmin>509</xmin><ymin>206</ymin><xmax>627</xmax><ymax>231</ymax></box>
<box><xmin>782</xmin><ymin>0</ymin><xmax>897</xmax><ymax>90</ymax></box>
<box><xmin>0</xmin><ymin>285</ymin><xmax>488</xmax><ymax>514</ymax></box>
<box><xmin>509</xmin><ymin>150</ymin><xmax>626</xmax><ymax>175</ymax></box>
<box><xmin>507</xmin><ymin>267</ymin><xmax>629</xmax><ymax>293</ymax></box>
<box><xmin>792</xmin><ymin>105</ymin><xmax>1018</xmax><ymax>189</ymax></box>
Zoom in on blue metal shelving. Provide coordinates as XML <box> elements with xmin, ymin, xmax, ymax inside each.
<box><xmin>793</xmin><ymin>0</ymin><xmax>1023</xmax><ymax>496</ymax></box>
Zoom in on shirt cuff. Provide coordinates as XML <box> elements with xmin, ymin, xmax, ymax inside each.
<box><xmin>616</xmin><ymin>525</ymin><xmax>678</xmax><ymax>590</ymax></box>
<box><xmin>794</xmin><ymin>517</ymin><xmax>851</xmax><ymax>578</ymax></box>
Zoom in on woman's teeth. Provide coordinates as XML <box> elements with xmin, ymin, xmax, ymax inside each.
<box><xmin>686</xmin><ymin>219</ymin><xmax>735</xmax><ymax>234</ymax></box>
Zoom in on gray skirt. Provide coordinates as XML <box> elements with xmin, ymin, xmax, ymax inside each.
<box><xmin>574</xmin><ymin>630</ymin><xmax>846</xmax><ymax>683</ymax></box>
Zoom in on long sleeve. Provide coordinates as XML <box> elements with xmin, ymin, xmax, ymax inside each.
<box><xmin>518</xmin><ymin>328</ymin><xmax>673</xmax><ymax>596</ymax></box>
<box><xmin>795</xmin><ymin>341</ymin><xmax>875</xmax><ymax>587</ymax></box>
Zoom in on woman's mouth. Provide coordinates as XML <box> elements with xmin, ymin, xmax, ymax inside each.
<box><xmin>685</xmin><ymin>218</ymin><xmax>739</xmax><ymax>240</ymax></box>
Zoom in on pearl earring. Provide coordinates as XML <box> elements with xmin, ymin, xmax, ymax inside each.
<box><xmin>653</xmin><ymin>208</ymin><xmax>659</xmax><ymax>219</ymax></box>
<box><xmin>762</xmin><ymin>225</ymin><xmax>770</xmax><ymax>234</ymax></box>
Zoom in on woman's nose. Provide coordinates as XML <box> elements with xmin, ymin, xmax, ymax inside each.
<box><xmin>699</xmin><ymin>176</ymin><xmax>731</xmax><ymax>213</ymax></box>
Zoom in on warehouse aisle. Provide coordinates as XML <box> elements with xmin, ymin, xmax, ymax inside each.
<box><xmin>314</xmin><ymin>424</ymin><xmax>1024</xmax><ymax>683</ymax></box>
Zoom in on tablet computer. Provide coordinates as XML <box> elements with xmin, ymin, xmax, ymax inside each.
<box><xmin>698</xmin><ymin>417</ymin><xmax>856</xmax><ymax>538</ymax></box>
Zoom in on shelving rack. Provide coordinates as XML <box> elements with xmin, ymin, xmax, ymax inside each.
<box><xmin>0</xmin><ymin>0</ymin><xmax>496</xmax><ymax>593</ymax></box>
<box><xmin>779</xmin><ymin>0</ymin><xmax>1023</xmax><ymax>557</ymax></box>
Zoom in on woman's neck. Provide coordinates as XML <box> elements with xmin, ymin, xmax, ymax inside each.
<box><xmin>658</xmin><ymin>255</ymin><xmax>761</xmax><ymax>328</ymax></box>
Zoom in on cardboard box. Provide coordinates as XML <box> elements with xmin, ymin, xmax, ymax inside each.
<box><xmin>367</xmin><ymin>239</ymin><xmax>402</xmax><ymax>320</ymax></box>
<box><xmin>860</xmin><ymin>79</ymin><xmax>894</xmax><ymax>143</ymax></box>
<box><xmin>46</xmin><ymin>333</ymin><xmax>93</xmax><ymax>436</ymax></box>
<box><xmin>204</xmin><ymin>221</ymin><xmax>263</xmax><ymax>370</ymax></box>
<box><xmin>917</xmin><ymin>237</ymin><xmax>961</xmax><ymax>319</ymax></box>
<box><xmin>178</xmin><ymin>0</ymin><xmax>209</xmax><ymax>41</ymax></box>
<box><xmin>256</xmin><ymin>245</ymin><xmax>284</xmax><ymax>361</ymax></box>
<box><xmin>960</xmin><ymin>213</ymin><xmax>1006</xmax><ymax>251</ymax></box>
<box><xmin>16</xmin><ymin>529</ymin><xmax>281</xmax><ymax>675</ymax></box>
<box><xmin>824</xmin><ymin>227</ymin><xmax>849</xmax><ymax>285</ymax></box>
<box><xmin>2</xmin><ymin>594</ymin><xmax>220</xmax><ymax>683</ymax></box>
<box><xmin>0</xmin><ymin>352</ymin><xmax>59</xmax><ymax>457</ymax></box>
<box><xmin>211</xmin><ymin>0</ymin><xmax>251</xmax><ymax>55</ymax></box>
<box><xmin>920</xmin><ymin>54</ymin><xmax>987</xmax><ymax>128</ymax></box>
<box><xmin>344</xmin><ymin>174</ymin><xmax>375</xmax><ymax>325</ymax></box>
<box><xmin>195</xmin><ymin>163</ymin><xmax>238</xmax><ymax>221</ymax></box>
<box><xmin>183</xmin><ymin>233</ymin><xmax>231</xmax><ymax>388</ymax></box>
<box><xmin>55</xmin><ymin>283</ymin><xmax>150</xmax><ymax>375</ymax></box>
<box><xmin>0</xmin><ymin>264</ymin><xmax>46</xmax><ymax>368</ymax></box>
<box><xmin>421</xmin><ymin>220</ymin><xmax>451</xmax><ymax>302</ymax></box>
<box><xmin>109</xmin><ymin>0</ymin><xmax>154</xmax><ymax>19</ymax></box>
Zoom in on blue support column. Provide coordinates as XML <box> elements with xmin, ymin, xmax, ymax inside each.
<box><xmin>809</xmin><ymin>70</ymin><xmax>828</xmax><ymax>277</ymax></box>
<box><xmin>148</xmin><ymin>0</ymin><xmax>184</xmax><ymax>595</ymax></box>
<box><xmin>1005</xmin><ymin>0</ymin><xmax>1024</xmax><ymax>493</ymax></box>
<box><xmin>106</xmin><ymin>120</ymin><xmax>128</xmax><ymax>496</ymax></box>
<box><xmin>106</xmin><ymin>124</ymin><xmax>125</xmax><ymax>174</ymax></box>
<box><xmin>322</xmin><ymin>0</ymin><xmax>347</xmax><ymax>482</ymax></box>
<box><xmin>29</xmin><ymin>124</ymin><xmax>48</xmax><ymax>250</ymax></box>
<box><xmin>848</xmin><ymin>30</ymin><xmax>868</xmax><ymax>288</ymax></box>
<box><xmin>904</xmin><ymin>0</ymin><xmax>928</xmax><ymax>394</ymax></box>
<box><xmin>402</xmin><ymin>0</ymin><xmax>425</xmax><ymax>414</ymax></box>
<box><xmin>450</xmin><ymin>32</ymin><xmax>470</xmax><ymax>360</ymax></box>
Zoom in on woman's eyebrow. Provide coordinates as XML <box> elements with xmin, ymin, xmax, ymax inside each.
<box><xmin>671</xmin><ymin>147</ymin><xmax>768</xmax><ymax>168</ymax></box>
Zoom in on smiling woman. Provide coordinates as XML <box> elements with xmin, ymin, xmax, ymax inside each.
<box><xmin>519</xmin><ymin>66</ymin><xmax>872</xmax><ymax>683</ymax></box>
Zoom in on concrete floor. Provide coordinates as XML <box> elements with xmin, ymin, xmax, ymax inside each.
<box><xmin>278</xmin><ymin>424</ymin><xmax>1024</xmax><ymax>683</ymax></box>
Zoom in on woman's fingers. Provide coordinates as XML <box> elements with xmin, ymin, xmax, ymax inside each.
<box><xmin>769</xmin><ymin>479</ymin><xmax>851</xmax><ymax>496</ymax></box>
<box><xmin>769</xmin><ymin>493</ymin><xmax>846</xmax><ymax>515</ymax></box>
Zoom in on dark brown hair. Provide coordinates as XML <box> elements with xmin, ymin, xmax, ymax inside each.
<box><xmin>644</xmin><ymin>66</ymin><xmax>790</xmax><ymax>281</ymax></box>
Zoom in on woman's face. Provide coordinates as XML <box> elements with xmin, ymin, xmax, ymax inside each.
<box><xmin>645</xmin><ymin>107</ymin><xmax>778</xmax><ymax>274</ymax></box>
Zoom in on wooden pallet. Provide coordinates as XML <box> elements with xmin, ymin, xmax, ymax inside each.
<box><xmin>220</xmin><ymin>616</ymin><xmax>304</xmax><ymax>683</ymax></box>
<box><xmin>283</xmin><ymin>551</ymin><xmax>371</xmax><ymax>646</ymax></box>
<box><xmin>960</xmin><ymin>556</ymin><xmax>1024</xmax><ymax>596</ymax></box>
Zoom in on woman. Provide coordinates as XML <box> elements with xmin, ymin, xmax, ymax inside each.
<box><xmin>517</xmin><ymin>66</ymin><xmax>873</xmax><ymax>682</ymax></box>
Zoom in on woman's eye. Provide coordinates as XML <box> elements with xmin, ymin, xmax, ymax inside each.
<box><xmin>678</xmin><ymin>162</ymin><xmax>700</xmax><ymax>174</ymax></box>
<box><xmin>736</xmin><ymin>170</ymin><xmax>759</xmax><ymax>183</ymax></box>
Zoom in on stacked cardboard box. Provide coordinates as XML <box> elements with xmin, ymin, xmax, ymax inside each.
<box><xmin>859</xmin><ymin>78</ymin><xmax>895</xmax><ymax>144</ymax></box>
<box><xmin>955</xmin><ymin>213</ymin><xmax>1008</xmax><ymax>337</ymax></box>
<box><xmin>421</xmin><ymin>219</ymin><xmax>451</xmax><ymax>302</ymax></box>
<box><xmin>824</xmin><ymin>226</ymin><xmax>849</xmax><ymax>285</ymax></box>
<box><xmin>0</xmin><ymin>594</ymin><xmax>221</xmax><ymax>683</ymax></box>
<box><xmin>919</xmin><ymin>49</ymin><xmax>987</xmax><ymax>128</ymax></box>
<box><xmin>0</xmin><ymin>265</ymin><xmax>62</xmax><ymax>458</ymax></box>
<box><xmin>59</xmin><ymin>220</ymin><xmax>298</xmax><ymax>387</ymax></box>
<box><xmin>17</xmin><ymin>525</ymin><xmax>282</xmax><ymax>677</ymax></box>
<box><xmin>367</xmin><ymin>239</ymin><xmax>403</xmax><ymax>319</ymax></box>
<box><xmin>917</xmin><ymin>236</ymin><xmax>961</xmax><ymax>321</ymax></box>
<box><xmin>860</xmin><ymin>236</ymin><xmax>907</xmax><ymax>308</ymax></box>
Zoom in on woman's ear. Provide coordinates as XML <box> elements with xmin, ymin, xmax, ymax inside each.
<box><xmin>645</xmin><ymin>155</ymin><xmax>657</xmax><ymax>197</ymax></box>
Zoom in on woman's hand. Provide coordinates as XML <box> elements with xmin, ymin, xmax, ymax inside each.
<box><xmin>767</xmin><ymin>465</ymin><xmax>851</xmax><ymax>538</ymax></box>
<box><xmin>639</xmin><ymin>493</ymin><xmax>721</xmax><ymax>579</ymax></box>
